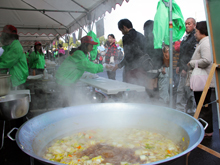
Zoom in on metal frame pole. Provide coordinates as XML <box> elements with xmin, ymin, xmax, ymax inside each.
<box><xmin>169</xmin><ymin>0</ymin><xmax>173</xmax><ymax>108</ymax></box>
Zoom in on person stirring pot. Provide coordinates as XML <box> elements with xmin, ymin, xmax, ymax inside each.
<box><xmin>0</xmin><ymin>25</ymin><xmax>28</xmax><ymax>88</ymax></box>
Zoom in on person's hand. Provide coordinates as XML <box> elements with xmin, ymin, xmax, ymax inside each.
<box><xmin>181</xmin><ymin>70</ymin><xmax>187</xmax><ymax>77</ymax></box>
<box><xmin>162</xmin><ymin>67</ymin><xmax>166</xmax><ymax>74</ymax></box>
<box><xmin>187</xmin><ymin>63</ymin><xmax>191</xmax><ymax>68</ymax></box>
<box><xmin>176</xmin><ymin>67</ymin><xmax>179</xmax><ymax>74</ymax></box>
<box><xmin>112</xmin><ymin>64</ymin><xmax>119</xmax><ymax>72</ymax></box>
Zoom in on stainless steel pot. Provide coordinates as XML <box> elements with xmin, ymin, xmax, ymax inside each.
<box><xmin>8</xmin><ymin>103</ymin><xmax>205</xmax><ymax>165</ymax></box>
<box><xmin>0</xmin><ymin>94</ymin><xmax>29</xmax><ymax>120</ymax></box>
<box><xmin>0</xmin><ymin>74</ymin><xmax>11</xmax><ymax>96</ymax></box>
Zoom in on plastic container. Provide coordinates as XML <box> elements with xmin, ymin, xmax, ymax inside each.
<box><xmin>43</xmin><ymin>66</ymin><xmax>48</xmax><ymax>79</ymax></box>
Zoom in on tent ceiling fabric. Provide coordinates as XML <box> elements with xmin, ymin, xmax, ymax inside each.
<box><xmin>0</xmin><ymin>0</ymin><xmax>126</xmax><ymax>42</ymax></box>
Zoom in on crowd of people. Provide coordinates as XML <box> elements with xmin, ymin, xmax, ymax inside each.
<box><xmin>0</xmin><ymin>17</ymin><xmax>214</xmax><ymax>137</ymax></box>
<box><xmin>112</xmin><ymin>18</ymin><xmax>213</xmax><ymax>137</ymax></box>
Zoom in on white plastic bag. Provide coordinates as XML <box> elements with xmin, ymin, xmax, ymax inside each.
<box><xmin>110</xmin><ymin>56</ymin><xmax>114</xmax><ymax>64</ymax></box>
<box><xmin>103</xmin><ymin>63</ymin><xmax>115</xmax><ymax>71</ymax></box>
<box><xmin>190</xmin><ymin>60</ymin><xmax>209</xmax><ymax>91</ymax></box>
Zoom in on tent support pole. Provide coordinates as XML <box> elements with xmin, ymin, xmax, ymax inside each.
<box><xmin>0</xmin><ymin>7</ymin><xmax>86</xmax><ymax>13</ymax></box>
<box><xmin>68</xmin><ymin>13</ymin><xmax>88</xmax><ymax>34</ymax></box>
<box><xmin>21</xmin><ymin>0</ymin><xmax>68</xmax><ymax>29</ymax></box>
<box><xmin>169</xmin><ymin>0</ymin><xmax>173</xmax><ymax>108</ymax></box>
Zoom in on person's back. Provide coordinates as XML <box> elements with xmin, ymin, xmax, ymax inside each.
<box><xmin>122</xmin><ymin>28</ymin><xmax>147</xmax><ymax>71</ymax></box>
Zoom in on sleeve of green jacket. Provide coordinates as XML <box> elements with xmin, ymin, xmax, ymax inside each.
<box><xmin>78</xmin><ymin>58</ymin><xmax>103</xmax><ymax>73</ymax></box>
<box><xmin>0</xmin><ymin>46</ymin><xmax>22</xmax><ymax>69</ymax></box>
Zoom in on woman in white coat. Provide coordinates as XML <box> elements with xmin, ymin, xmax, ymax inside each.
<box><xmin>187</xmin><ymin>21</ymin><xmax>214</xmax><ymax>137</ymax></box>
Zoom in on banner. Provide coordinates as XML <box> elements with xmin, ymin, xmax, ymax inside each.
<box><xmin>96</xmin><ymin>19</ymin><xmax>104</xmax><ymax>38</ymax></box>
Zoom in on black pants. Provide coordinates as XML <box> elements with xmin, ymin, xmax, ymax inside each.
<box><xmin>107</xmin><ymin>71</ymin><xmax>116</xmax><ymax>80</ymax></box>
<box><xmin>194</xmin><ymin>88</ymin><xmax>213</xmax><ymax>133</ymax></box>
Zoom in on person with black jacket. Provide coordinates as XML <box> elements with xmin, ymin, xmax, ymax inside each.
<box><xmin>113</xmin><ymin>19</ymin><xmax>148</xmax><ymax>87</ymax></box>
<box><xmin>176</xmin><ymin>18</ymin><xmax>197</xmax><ymax>113</ymax></box>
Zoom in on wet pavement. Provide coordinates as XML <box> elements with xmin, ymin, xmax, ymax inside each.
<box><xmin>0</xmin><ymin>69</ymin><xmax>220</xmax><ymax>165</ymax></box>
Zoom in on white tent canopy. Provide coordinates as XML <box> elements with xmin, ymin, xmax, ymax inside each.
<box><xmin>0</xmin><ymin>0</ymin><xmax>127</xmax><ymax>46</ymax></box>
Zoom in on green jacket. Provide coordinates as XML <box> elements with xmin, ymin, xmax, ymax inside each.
<box><xmin>0</xmin><ymin>40</ymin><xmax>29</xmax><ymax>87</ymax></box>
<box><xmin>29</xmin><ymin>51</ymin><xmax>45</xmax><ymax>69</ymax></box>
<box><xmin>153</xmin><ymin>0</ymin><xmax>185</xmax><ymax>49</ymax></box>
<box><xmin>55</xmin><ymin>50</ymin><xmax>103</xmax><ymax>86</ymax></box>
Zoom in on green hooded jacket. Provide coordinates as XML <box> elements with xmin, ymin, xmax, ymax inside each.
<box><xmin>55</xmin><ymin>50</ymin><xmax>103</xmax><ymax>86</ymax></box>
<box><xmin>0</xmin><ymin>40</ymin><xmax>29</xmax><ymax>87</ymax></box>
<box><xmin>153</xmin><ymin>0</ymin><xmax>185</xmax><ymax>49</ymax></box>
<box><xmin>87</xmin><ymin>31</ymin><xmax>100</xmax><ymax>61</ymax></box>
<box><xmin>29</xmin><ymin>51</ymin><xmax>45</xmax><ymax>69</ymax></box>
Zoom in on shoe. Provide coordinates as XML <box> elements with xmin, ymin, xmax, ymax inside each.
<box><xmin>204</xmin><ymin>132</ymin><xmax>213</xmax><ymax>137</ymax></box>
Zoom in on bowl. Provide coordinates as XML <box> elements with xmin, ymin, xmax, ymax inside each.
<box><xmin>0</xmin><ymin>94</ymin><xmax>29</xmax><ymax>121</ymax></box>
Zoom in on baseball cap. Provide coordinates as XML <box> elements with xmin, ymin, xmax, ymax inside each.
<box><xmin>81</xmin><ymin>36</ymin><xmax>98</xmax><ymax>45</ymax></box>
<box><xmin>1</xmin><ymin>25</ymin><xmax>17</xmax><ymax>35</ymax></box>
<box><xmin>35</xmin><ymin>41</ymin><xmax>42</xmax><ymax>46</ymax></box>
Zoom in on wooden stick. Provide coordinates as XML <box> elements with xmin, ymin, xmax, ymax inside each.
<box><xmin>186</xmin><ymin>153</ymin><xmax>190</xmax><ymax>165</ymax></box>
<box><xmin>198</xmin><ymin>144</ymin><xmax>220</xmax><ymax>158</ymax></box>
<box><xmin>194</xmin><ymin>63</ymin><xmax>218</xmax><ymax>119</ymax></box>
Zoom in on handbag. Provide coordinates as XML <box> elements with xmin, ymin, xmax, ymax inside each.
<box><xmin>190</xmin><ymin>60</ymin><xmax>209</xmax><ymax>91</ymax></box>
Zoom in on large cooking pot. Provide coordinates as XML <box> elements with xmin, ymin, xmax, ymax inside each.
<box><xmin>9</xmin><ymin>103</ymin><xmax>205</xmax><ymax>165</ymax></box>
<box><xmin>0</xmin><ymin>74</ymin><xmax>11</xmax><ymax>96</ymax></box>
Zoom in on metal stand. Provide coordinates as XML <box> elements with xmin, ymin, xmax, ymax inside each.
<box><xmin>0</xmin><ymin>121</ymin><xmax>5</xmax><ymax>150</ymax></box>
<box><xmin>168</xmin><ymin>0</ymin><xmax>173</xmax><ymax>108</ymax></box>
